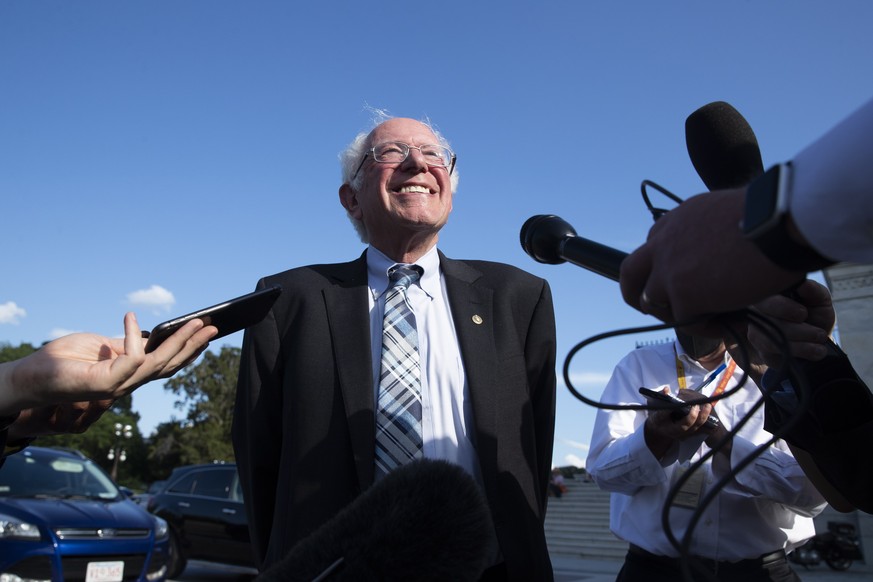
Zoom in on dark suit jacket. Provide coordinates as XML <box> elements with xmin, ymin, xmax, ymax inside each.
<box><xmin>232</xmin><ymin>250</ymin><xmax>557</xmax><ymax>581</ymax></box>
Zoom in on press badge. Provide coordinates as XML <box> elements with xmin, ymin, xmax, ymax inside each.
<box><xmin>672</xmin><ymin>462</ymin><xmax>706</xmax><ymax>509</ymax></box>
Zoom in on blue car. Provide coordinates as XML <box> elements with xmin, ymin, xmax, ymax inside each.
<box><xmin>0</xmin><ymin>446</ymin><xmax>170</xmax><ymax>582</ymax></box>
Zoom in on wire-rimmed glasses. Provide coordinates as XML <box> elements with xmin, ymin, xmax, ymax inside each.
<box><xmin>352</xmin><ymin>141</ymin><xmax>456</xmax><ymax>180</ymax></box>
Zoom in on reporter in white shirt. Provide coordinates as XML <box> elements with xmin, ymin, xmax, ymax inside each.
<box><xmin>586</xmin><ymin>337</ymin><xmax>826</xmax><ymax>582</ymax></box>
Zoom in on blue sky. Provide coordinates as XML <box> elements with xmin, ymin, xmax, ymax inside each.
<box><xmin>2</xmin><ymin>1</ymin><xmax>872</xmax><ymax>468</ymax></box>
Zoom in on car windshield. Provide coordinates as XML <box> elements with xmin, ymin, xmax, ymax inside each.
<box><xmin>0</xmin><ymin>450</ymin><xmax>121</xmax><ymax>500</ymax></box>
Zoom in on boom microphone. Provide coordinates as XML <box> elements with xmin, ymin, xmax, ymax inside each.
<box><xmin>256</xmin><ymin>459</ymin><xmax>493</xmax><ymax>582</ymax></box>
<box><xmin>685</xmin><ymin>101</ymin><xmax>765</xmax><ymax>190</ymax></box>
<box><xmin>520</xmin><ymin>214</ymin><xmax>627</xmax><ymax>281</ymax></box>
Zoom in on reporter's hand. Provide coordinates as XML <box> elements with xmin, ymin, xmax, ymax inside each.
<box><xmin>620</xmin><ymin>189</ymin><xmax>805</xmax><ymax>331</ymax></box>
<box><xmin>643</xmin><ymin>386</ymin><xmax>717</xmax><ymax>459</ymax></box>
<box><xmin>746</xmin><ymin>279</ymin><xmax>834</xmax><ymax>369</ymax></box>
<box><xmin>1</xmin><ymin>312</ymin><xmax>217</xmax><ymax>416</ymax></box>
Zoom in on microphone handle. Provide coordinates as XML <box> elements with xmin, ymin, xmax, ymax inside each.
<box><xmin>559</xmin><ymin>235</ymin><xmax>628</xmax><ymax>281</ymax></box>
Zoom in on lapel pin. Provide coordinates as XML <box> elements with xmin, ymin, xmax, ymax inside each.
<box><xmin>472</xmin><ymin>315</ymin><xmax>483</xmax><ymax>325</ymax></box>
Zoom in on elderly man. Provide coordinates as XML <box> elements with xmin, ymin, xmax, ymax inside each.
<box><xmin>232</xmin><ymin>117</ymin><xmax>557</xmax><ymax>581</ymax></box>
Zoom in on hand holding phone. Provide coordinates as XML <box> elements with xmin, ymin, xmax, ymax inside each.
<box><xmin>639</xmin><ymin>387</ymin><xmax>720</xmax><ymax>428</ymax></box>
<box><xmin>144</xmin><ymin>286</ymin><xmax>282</xmax><ymax>353</ymax></box>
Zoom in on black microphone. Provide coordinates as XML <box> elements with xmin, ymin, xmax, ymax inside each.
<box><xmin>520</xmin><ymin>214</ymin><xmax>627</xmax><ymax>281</ymax></box>
<box><xmin>685</xmin><ymin>101</ymin><xmax>765</xmax><ymax>190</ymax></box>
<box><xmin>256</xmin><ymin>459</ymin><xmax>494</xmax><ymax>582</ymax></box>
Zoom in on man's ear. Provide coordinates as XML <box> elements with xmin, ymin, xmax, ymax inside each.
<box><xmin>339</xmin><ymin>183</ymin><xmax>362</xmax><ymax>219</ymax></box>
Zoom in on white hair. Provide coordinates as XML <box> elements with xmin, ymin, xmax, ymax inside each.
<box><xmin>339</xmin><ymin>110</ymin><xmax>460</xmax><ymax>243</ymax></box>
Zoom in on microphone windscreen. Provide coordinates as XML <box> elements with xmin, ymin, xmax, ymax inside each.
<box><xmin>685</xmin><ymin>101</ymin><xmax>765</xmax><ymax>190</ymax></box>
<box><xmin>256</xmin><ymin>459</ymin><xmax>494</xmax><ymax>582</ymax></box>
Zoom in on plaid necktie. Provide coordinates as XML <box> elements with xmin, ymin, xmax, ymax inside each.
<box><xmin>375</xmin><ymin>264</ymin><xmax>424</xmax><ymax>478</ymax></box>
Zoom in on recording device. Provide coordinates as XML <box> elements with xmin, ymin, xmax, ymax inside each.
<box><xmin>519</xmin><ymin>214</ymin><xmax>628</xmax><ymax>281</ymax></box>
<box><xmin>639</xmin><ymin>387</ymin><xmax>720</xmax><ymax>428</ymax></box>
<box><xmin>144</xmin><ymin>285</ymin><xmax>282</xmax><ymax>353</ymax></box>
<box><xmin>257</xmin><ymin>459</ymin><xmax>493</xmax><ymax>582</ymax></box>
<box><xmin>685</xmin><ymin>101</ymin><xmax>764</xmax><ymax>190</ymax></box>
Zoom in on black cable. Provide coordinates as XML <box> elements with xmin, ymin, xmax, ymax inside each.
<box><xmin>641</xmin><ymin>179</ymin><xmax>684</xmax><ymax>221</ymax></box>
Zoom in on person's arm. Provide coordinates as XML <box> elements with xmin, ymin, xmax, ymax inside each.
<box><xmin>586</xmin><ymin>361</ymin><xmax>683</xmax><ymax>494</ymax></box>
<box><xmin>0</xmin><ymin>313</ymin><xmax>215</xmax><ymax>415</ymax></box>
<box><xmin>749</xmin><ymin>282</ymin><xmax>873</xmax><ymax>513</ymax></box>
<box><xmin>0</xmin><ymin>312</ymin><xmax>216</xmax><ymax>456</ymax></box>
<box><xmin>620</xmin><ymin>97</ymin><xmax>873</xmax><ymax>324</ymax></box>
<box><xmin>232</xmin><ymin>287</ymin><xmax>284</xmax><ymax>569</ymax></box>
<box><xmin>619</xmin><ymin>189</ymin><xmax>806</xmax><ymax>324</ymax></box>
<box><xmin>791</xmin><ymin>96</ymin><xmax>873</xmax><ymax>265</ymax></box>
<box><xmin>710</xmin><ymin>430</ymin><xmax>827</xmax><ymax>516</ymax></box>
<box><xmin>525</xmin><ymin>279</ymin><xmax>558</xmax><ymax>518</ymax></box>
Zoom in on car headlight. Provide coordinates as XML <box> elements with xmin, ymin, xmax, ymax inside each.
<box><xmin>152</xmin><ymin>515</ymin><xmax>169</xmax><ymax>540</ymax></box>
<box><xmin>0</xmin><ymin>512</ymin><xmax>41</xmax><ymax>540</ymax></box>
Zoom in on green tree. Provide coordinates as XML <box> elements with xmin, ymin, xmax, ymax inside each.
<box><xmin>37</xmin><ymin>396</ymin><xmax>149</xmax><ymax>487</ymax></box>
<box><xmin>0</xmin><ymin>341</ymin><xmax>39</xmax><ymax>363</ymax></box>
<box><xmin>150</xmin><ymin>346</ymin><xmax>241</xmax><ymax>471</ymax></box>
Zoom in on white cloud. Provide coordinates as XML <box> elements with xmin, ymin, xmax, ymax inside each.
<box><xmin>0</xmin><ymin>301</ymin><xmax>27</xmax><ymax>325</ymax></box>
<box><xmin>48</xmin><ymin>328</ymin><xmax>80</xmax><ymax>340</ymax></box>
<box><xmin>127</xmin><ymin>285</ymin><xmax>176</xmax><ymax>314</ymax></box>
<box><xmin>563</xmin><ymin>454</ymin><xmax>586</xmax><ymax>468</ymax></box>
<box><xmin>561</xmin><ymin>439</ymin><xmax>590</xmax><ymax>453</ymax></box>
<box><xmin>566</xmin><ymin>371</ymin><xmax>612</xmax><ymax>387</ymax></box>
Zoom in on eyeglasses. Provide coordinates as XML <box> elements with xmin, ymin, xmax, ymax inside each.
<box><xmin>352</xmin><ymin>141</ymin><xmax>456</xmax><ymax>180</ymax></box>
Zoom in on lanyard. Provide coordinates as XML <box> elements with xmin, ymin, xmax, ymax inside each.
<box><xmin>711</xmin><ymin>360</ymin><xmax>737</xmax><ymax>397</ymax></box>
<box><xmin>674</xmin><ymin>350</ymin><xmax>737</xmax><ymax>396</ymax></box>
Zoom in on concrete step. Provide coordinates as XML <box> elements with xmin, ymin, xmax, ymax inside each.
<box><xmin>544</xmin><ymin>477</ymin><xmax>626</xmax><ymax>560</ymax></box>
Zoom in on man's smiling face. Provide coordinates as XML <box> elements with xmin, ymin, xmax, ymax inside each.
<box><xmin>342</xmin><ymin>118</ymin><xmax>454</xmax><ymax>253</ymax></box>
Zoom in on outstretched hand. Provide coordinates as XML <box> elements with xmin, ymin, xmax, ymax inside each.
<box><xmin>0</xmin><ymin>312</ymin><xmax>218</xmax><ymax>430</ymax></box>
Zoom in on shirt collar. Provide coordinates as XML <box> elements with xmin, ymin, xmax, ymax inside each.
<box><xmin>673</xmin><ymin>339</ymin><xmax>732</xmax><ymax>368</ymax></box>
<box><xmin>367</xmin><ymin>245</ymin><xmax>440</xmax><ymax>300</ymax></box>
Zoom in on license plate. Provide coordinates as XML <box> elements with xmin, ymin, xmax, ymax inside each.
<box><xmin>86</xmin><ymin>561</ymin><xmax>124</xmax><ymax>582</ymax></box>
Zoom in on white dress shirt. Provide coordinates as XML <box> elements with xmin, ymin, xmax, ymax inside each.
<box><xmin>585</xmin><ymin>340</ymin><xmax>826</xmax><ymax>561</ymax></box>
<box><xmin>366</xmin><ymin>245</ymin><xmax>482</xmax><ymax>485</ymax></box>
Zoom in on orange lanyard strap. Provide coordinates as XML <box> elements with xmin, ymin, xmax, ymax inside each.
<box><xmin>674</xmin><ymin>349</ymin><xmax>737</xmax><ymax>397</ymax></box>
<box><xmin>711</xmin><ymin>359</ymin><xmax>737</xmax><ymax>397</ymax></box>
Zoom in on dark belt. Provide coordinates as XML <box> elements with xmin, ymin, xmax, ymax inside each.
<box><xmin>629</xmin><ymin>544</ymin><xmax>787</xmax><ymax>570</ymax></box>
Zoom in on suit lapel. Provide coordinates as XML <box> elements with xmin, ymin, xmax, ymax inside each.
<box><xmin>440</xmin><ymin>254</ymin><xmax>499</xmax><ymax>492</ymax></box>
<box><xmin>322</xmin><ymin>253</ymin><xmax>376</xmax><ymax>489</ymax></box>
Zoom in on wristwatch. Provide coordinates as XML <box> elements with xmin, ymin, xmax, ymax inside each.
<box><xmin>742</xmin><ymin>163</ymin><xmax>834</xmax><ymax>272</ymax></box>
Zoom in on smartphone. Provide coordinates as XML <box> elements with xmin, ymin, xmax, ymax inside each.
<box><xmin>144</xmin><ymin>285</ymin><xmax>282</xmax><ymax>353</ymax></box>
<box><xmin>638</xmin><ymin>387</ymin><xmax>720</xmax><ymax>428</ymax></box>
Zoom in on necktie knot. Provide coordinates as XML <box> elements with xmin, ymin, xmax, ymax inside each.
<box><xmin>388</xmin><ymin>264</ymin><xmax>423</xmax><ymax>291</ymax></box>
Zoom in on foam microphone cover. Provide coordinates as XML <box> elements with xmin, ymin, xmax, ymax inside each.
<box><xmin>685</xmin><ymin>101</ymin><xmax>765</xmax><ymax>190</ymax></box>
<box><xmin>256</xmin><ymin>459</ymin><xmax>494</xmax><ymax>582</ymax></box>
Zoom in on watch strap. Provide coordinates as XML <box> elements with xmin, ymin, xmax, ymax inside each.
<box><xmin>744</xmin><ymin>164</ymin><xmax>835</xmax><ymax>272</ymax></box>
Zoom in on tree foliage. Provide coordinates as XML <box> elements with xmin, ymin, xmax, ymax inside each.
<box><xmin>0</xmin><ymin>341</ymin><xmax>40</xmax><ymax>363</ymax></box>
<box><xmin>152</xmin><ymin>346</ymin><xmax>241</xmax><ymax>469</ymax></box>
<box><xmin>36</xmin><ymin>397</ymin><xmax>148</xmax><ymax>486</ymax></box>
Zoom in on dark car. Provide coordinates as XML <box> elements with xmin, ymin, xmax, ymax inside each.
<box><xmin>0</xmin><ymin>446</ymin><xmax>170</xmax><ymax>582</ymax></box>
<box><xmin>131</xmin><ymin>480</ymin><xmax>167</xmax><ymax>509</ymax></box>
<box><xmin>146</xmin><ymin>463</ymin><xmax>253</xmax><ymax>578</ymax></box>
